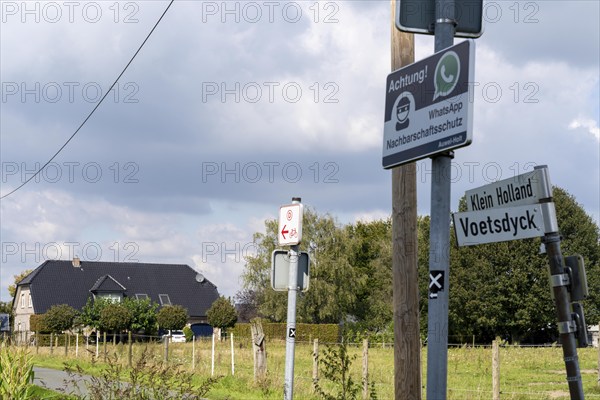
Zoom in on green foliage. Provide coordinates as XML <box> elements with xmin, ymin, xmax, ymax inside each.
<box><xmin>156</xmin><ymin>305</ymin><xmax>188</xmax><ymax>331</ymax></box>
<box><xmin>79</xmin><ymin>297</ymin><xmax>113</xmax><ymax>330</ymax></box>
<box><xmin>206</xmin><ymin>296</ymin><xmax>238</xmax><ymax>331</ymax></box>
<box><xmin>241</xmin><ymin>208</ymin><xmax>366</xmax><ymax>324</ymax></box>
<box><xmin>183</xmin><ymin>326</ymin><xmax>194</xmax><ymax>342</ymax></box>
<box><xmin>445</xmin><ymin>185</ymin><xmax>600</xmax><ymax>343</ymax></box>
<box><xmin>99</xmin><ymin>303</ymin><xmax>133</xmax><ymax>332</ymax></box>
<box><xmin>313</xmin><ymin>338</ymin><xmax>364</xmax><ymax>400</ymax></box>
<box><xmin>240</xmin><ymin>187</ymin><xmax>599</xmax><ymax>344</ymax></box>
<box><xmin>29</xmin><ymin>314</ymin><xmax>50</xmax><ymax>333</ymax></box>
<box><xmin>0</xmin><ymin>344</ymin><xmax>35</xmax><ymax>399</ymax></box>
<box><xmin>122</xmin><ymin>298</ymin><xmax>159</xmax><ymax>334</ymax></box>
<box><xmin>8</xmin><ymin>269</ymin><xmax>33</xmax><ymax>298</ymax></box>
<box><xmin>43</xmin><ymin>304</ymin><xmax>79</xmax><ymax>333</ymax></box>
<box><xmin>63</xmin><ymin>350</ymin><xmax>221</xmax><ymax>399</ymax></box>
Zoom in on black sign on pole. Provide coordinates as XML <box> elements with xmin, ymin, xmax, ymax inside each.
<box><xmin>397</xmin><ymin>0</ymin><xmax>483</xmax><ymax>38</ymax></box>
<box><xmin>382</xmin><ymin>40</ymin><xmax>475</xmax><ymax>169</ymax></box>
<box><xmin>429</xmin><ymin>271</ymin><xmax>445</xmax><ymax>299</ymax></box>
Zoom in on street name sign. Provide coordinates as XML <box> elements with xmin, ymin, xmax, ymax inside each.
<box><xmin>453</xmin><ymin>203</ymin><xmax>547</xmax><ymax>246</ymax></box>
<box><xmin>278</xmin><ymin>203</ymin><xmax>303</xmax><ymax>246</ymax></box>
<box><xmin>271</xmin><ymin>250</ymin><xmax>310</xmax><ymax>292</ymax></box>
<box><xmin>382</xmin><ymin>40</ymin><xmax>475</xmax><ymax>169</ymax></box>
<box><xmin>396</xmin><ymin>0</ymin><xmax>483</xmax><ymax>38</ymax></box>
<box><xmin>466</xmin><ymin>169</ymin><xmax>545</xmax><ymax>211</ymax></box>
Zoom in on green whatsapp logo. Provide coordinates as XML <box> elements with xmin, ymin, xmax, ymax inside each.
<box><xmin>433</xmin><ymin>51</ymin><xmax>460</xmax><ymax>101</ymax></box>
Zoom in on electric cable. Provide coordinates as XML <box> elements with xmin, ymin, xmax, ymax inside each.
<box><xmin>1</xmin><ymin>0</ymin><xmax>175</xmax><ymax>200</ymax></box>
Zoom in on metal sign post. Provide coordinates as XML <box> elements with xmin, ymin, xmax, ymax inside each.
<box><xmin>281</xmin><ymin>197</ymin><xmax>303</xmax><ymax>400</ymax></box>
<box><xmin>454</xmin><ymin>165</ymin><xmax>586</xmax><ymax>399</ymax></box>
<box><xmin>426</xmin><ymin>0</ymin><xmax>456</xmax><ymax>398</ymax></box>
<box><xmin>536</xmin><ymin>169</ymin><xmax>585</xmax><ymax>400</ymax></box>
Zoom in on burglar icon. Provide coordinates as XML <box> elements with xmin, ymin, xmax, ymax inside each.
<box><xmin>396</xmin><ymin>93</ymin><xmax>411</xmax><ymax>131</ymax></box>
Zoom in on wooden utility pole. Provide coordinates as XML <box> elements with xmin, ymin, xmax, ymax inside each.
<box><xmin>390</xmin><ymin>1</ymin><xmax>420</xmax><ymax>399</ymax></box>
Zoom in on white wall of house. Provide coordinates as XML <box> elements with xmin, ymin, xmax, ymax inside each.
<box><xmin>12</xmin><ymin>286</ymin><xmax>35</xmax><ymax>335</ymax></box>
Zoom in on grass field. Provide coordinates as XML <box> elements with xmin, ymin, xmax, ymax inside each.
<box><xmin>27</xmin><ymin>337</ymin><xmax>600</xmax><ymax>399</ymax></box>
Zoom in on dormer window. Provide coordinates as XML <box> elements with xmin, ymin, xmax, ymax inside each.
<box><xmin>159</xmin><ymin>294</ymin><xmax>171</xmax><ymax>305</ymax></box>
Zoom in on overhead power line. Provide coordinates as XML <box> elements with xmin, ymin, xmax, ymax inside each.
<box><xmin>1</xmin><ymin>0</ymin><xmax>175</xmax><ymax>200</ymax></box>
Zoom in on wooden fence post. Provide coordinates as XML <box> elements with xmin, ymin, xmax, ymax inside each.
<box><xmin>192</xmin><ymin>335</ymin><xmax>196</xmax><ymax>370</ymax></box>
<box><xmin>103</xmin><ymin>332</ymin><xmax>107</xmax><ymax>362</ymax></box>
<box><xmin>312</xmin><ymin>339</ymin><xmax>319</xmax><ymax>392</ymax></box>
<box><xmin>250</xmin><ymin>318</ymin><xmax>267</xmax><ymax>382</ymax></box>
<box><xmin>75</xmin><ymin>333</ymin><xmax>79</xmax><ymax>358</ymax></box>
<box><xmin>50</xmin><ymin>332</ymin><xmax>54</xmax><ymax>354</ymax></box>
<box><xmin>128</xmin><ymin>331</ymin><xmax>132</xmax><ymax>368</ymax></box>
<box><xmin>492</xmin><ymin>339</ymin><xmax>500</xmax><ymax>400</ymax></box>
<box><xmin>64</xmin><ymin>333</ymin><xmax>68</xmax><ymax>356</ymax></box>
<box><xmin>230</xmin><ymin>332</ymin><xmax>235</xmax><ymax>375</ymax></box>
<box><xmin>211</xmin><ymin>332</ymin><xmax>215</xmax><ymax>376</ymax></box>
<box><xmin>163</xmin><ymin>337</ymin><xmax>169</xmax><ymax>363</ymax></box>
<box><xmin>362</xmin><ymin>339</ymin><xmax>369</xmax><ymax>400</ymax></box>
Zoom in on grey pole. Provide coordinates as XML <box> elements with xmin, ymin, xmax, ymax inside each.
<box><xmin>536</xmin><ymin>166</ymin><xmax>585</xmax><ymax>399</ymax></box>
<box><xmin>284</xmin><ymin>197</ymin><xmax>301</xmax><ymax>400</ymax></box>
<box><xmin>427</xmin><ymin>0</ymin><xmax>455</xmax><ymax>398</ymax></box>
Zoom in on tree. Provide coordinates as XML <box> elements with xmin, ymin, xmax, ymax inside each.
<box><xmin>79</xmin><ymin>297</ymin><xmax>112</xmax><ymax>330</ymax></box>
<box><xmin>29</xmin><ymin>314</ymin><xmax>49</xmax><ymax>333</ymax></box>
<box><xmin>207</xmin><ymin>296</ymin><xmax>237</xmax><ymax>332</ymax></box>
<box><xmin>240</xmin><ymin>208</ymin><xmax>362</xmax><ymax>324</ymax></box>
<box><xmin>445</xmin><ymin>186</ymin><xmax>599</xmax><ymax>343</ymax></box>
<box><xmin>43</xmin><ymin>304</ymin><xmax>78</xmax><ymax>333</ymax></box>
<box><xmin>157</xmin><ymin>305</ymin><xmax>188</xmax><ymax>331</ymax></box>
<box><xmin>99</xmin><ymin>303</ymin><xmax>132</xmax><ymax>333</ymax></box>
<box><xmin>122</xmin><ymin>297</ymin><xmax>159</xmax><ymax>334</ymax></box>
<box><xmin>344</xmin><ymin>219</ymin><xmax>393</xmax><ymax>333</ymax></box>
<box><xmin>8</xmin><ymin>269</ymin><xmax>32</xmax><ymax>298</ymax></box>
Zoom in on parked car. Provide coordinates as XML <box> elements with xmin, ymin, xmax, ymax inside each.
<box><xmin>162</xmin><ymin>330</ymin><xmax>186</xmax><ymax>343</ymax></box>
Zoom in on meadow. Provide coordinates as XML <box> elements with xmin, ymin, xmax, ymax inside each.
<box><xmin>25</xmin><ymin>335</ymin><xmax>600</xmax><ymax>399</ymax></box>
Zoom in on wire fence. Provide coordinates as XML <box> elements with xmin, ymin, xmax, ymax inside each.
<box><xmin>2</xmin><ymin>331</ymin><xmax>599</xmax><ymax>399</ymax></box>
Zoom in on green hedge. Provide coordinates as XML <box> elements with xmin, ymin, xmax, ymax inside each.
<box><xmin>231</xmin><ymin>321</ymin><xmax>339</xmax><ymax>343</ymax></box>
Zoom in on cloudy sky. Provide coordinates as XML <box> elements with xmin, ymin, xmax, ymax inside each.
<box><xmin>1</xmin><ymin>0</ymin><xmax>598</xmax><ymax>302</ymax></box>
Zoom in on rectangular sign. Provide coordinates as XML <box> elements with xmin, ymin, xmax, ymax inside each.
<box><xmin>382</xmin><ymin>40</ymin><xmax>475</xmax><ymax>168</ymax></box>
<box><xmin>396</xmin><ymin>0</ymin><xmax>484</xmax><ymax>38</ymax></box>
<box><xmin>278</xmin><ymin>203</ymin><xmax>303</xmax><ymax>246</ymax></box>
<box><xmin>453</xmin><ymin>204</ymin><xmax>546</xmax><ymax>246</ymax></box>
<box><xmin>271</xmin><ymin>250</ymin><xmax>310</xmax><ymax>292</ymax></box>
<box><xmin>466</xmin><ymin>169</ymin><xmax>545</xmax><ymax>211</ymax></box>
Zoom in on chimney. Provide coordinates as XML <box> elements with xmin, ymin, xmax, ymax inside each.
<box><xmin>72</xmin><ymin>256</ymin><xmax>81</xmax><ymax>268</ymax></box>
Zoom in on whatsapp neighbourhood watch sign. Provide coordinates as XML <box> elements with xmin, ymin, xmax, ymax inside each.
<box><xmin>382</xmin><ymin>40</ymin><xmax>475</xmax><ymax>169</ymax></box>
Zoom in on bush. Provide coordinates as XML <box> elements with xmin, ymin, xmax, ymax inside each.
<box><xmin>183</xmin><ymin>326</ymin><xmax>193</xmax><ymax>342</ymax></box>
<box><xmin>157</xmin><ymin>305</ymin><xmax>188</xmax><ymax>331</ymax></box>
<box><xmin>63</xmin><ymin>350</ymin><xmax>221</xmax><ymax>399</ymax></box>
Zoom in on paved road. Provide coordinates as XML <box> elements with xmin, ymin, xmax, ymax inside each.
<box><xmin>33</xmin><ymin>366</ymin><xmax>91</xmax><ymax>397</ymax></box>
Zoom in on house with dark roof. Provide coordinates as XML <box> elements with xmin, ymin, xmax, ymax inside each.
<box><xmin>12</xmin><ymin>258</ymin><xmax>220</xmax><ymax>336</ymax></box>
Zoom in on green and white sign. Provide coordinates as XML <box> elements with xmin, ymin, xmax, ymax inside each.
<box><xmin>382</xmin><ymin>40</ymin><xmax>475</xmax><ymax>169</ymax></box>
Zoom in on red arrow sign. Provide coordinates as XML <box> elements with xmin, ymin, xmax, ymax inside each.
<box><xmin>281</xmin><ymin>225</ymin><xmax>289</xmax><ymax>239</ymax></box>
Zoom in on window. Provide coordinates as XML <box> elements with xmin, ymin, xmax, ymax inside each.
<box><xmin>97</xmin><ymin>293</ymin><xmax>122</xmax><ymax>303</ymax></box>
<box><xmin>28</xmin><ymin>293</ymin><xmax>32</xmax><ymax>308</ymax></box>
<box><xmin>159</xmin><ymin>294</ymin><xmax>171</xmax><ymax>305</ymax></box>
<box><xmin>21</xmin><ymin>293</ymin><xmax>25</xmax><ymax>308</ymax></box>
<box><xmin>135</xmin><ymin>294</ymin><xmax>148</xmax><ymax>300</ymax></box>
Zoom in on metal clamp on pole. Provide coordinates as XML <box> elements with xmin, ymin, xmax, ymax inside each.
<box><xmin>557</xmin><ymin>320</ymin><xmax>577</xmax><ymax>334</ymax></box>
<box><xmin>550</xmin><ymin>273</ymin><xmax>570</xmax><ymax>288</ymax></box>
